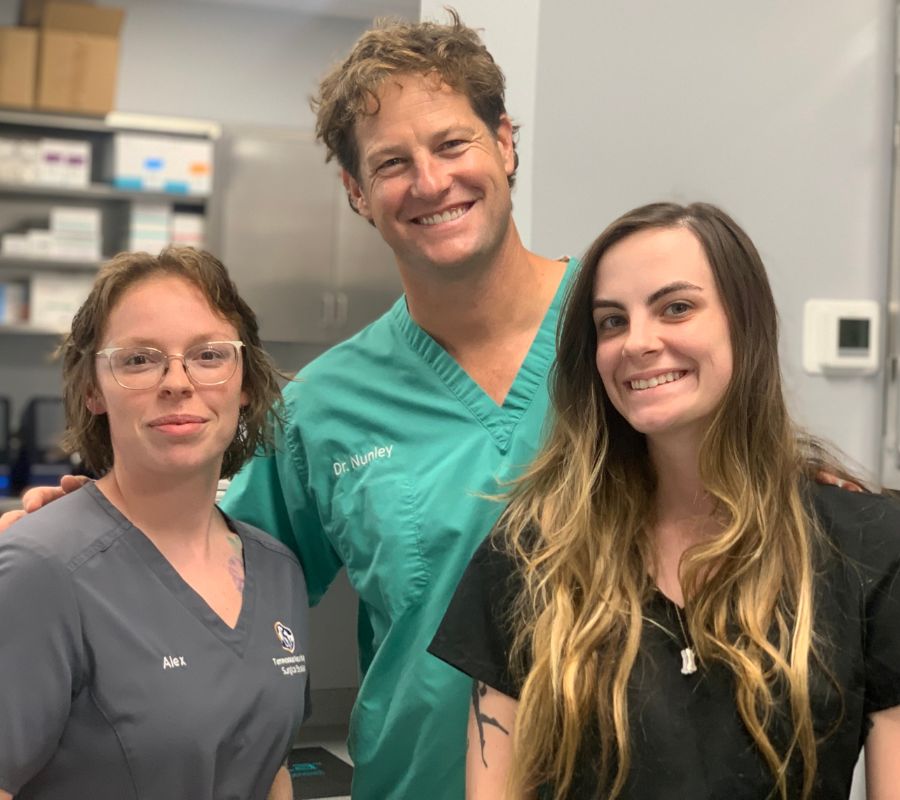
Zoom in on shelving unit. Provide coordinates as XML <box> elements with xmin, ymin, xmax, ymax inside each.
<box><xmin>0</xmin><ymin>108</ymin><xmax>220</xmax><ymax>336</ymax></box>
<box><xmin>0</xmin><ymin>255</ymin><xmax>102</xmax><ymax>271</ymax></box>
<box><xmin>0</xmin><ymin>181</ymin><xmax>208</xmax><ymax>206</ymax></box>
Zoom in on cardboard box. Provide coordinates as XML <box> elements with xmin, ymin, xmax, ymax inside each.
<box><xmin>0</xmin><ymin>27</ymin><xmax>38</xmax><ymax>109</ymax></box>
<box><xmin>33</xmin><ymin>3</ymin><xmax>124</xmax><ymax>116</ymax></box>
<box><xmin>20</xmin><ymin>0</ymin><xmax>50</xmax><ymax>27</ymax></box>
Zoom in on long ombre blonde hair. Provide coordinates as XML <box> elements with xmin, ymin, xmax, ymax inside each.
<box><xmin>501</xmin><ymin>203</ymin><xmax>850</xmax><ymax>799</ymax></box>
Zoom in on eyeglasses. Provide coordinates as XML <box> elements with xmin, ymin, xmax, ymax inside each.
<box><xmin>96</xmin><ymin>341</ymin><xmax>245</xmax><ymax>390</ymax></box>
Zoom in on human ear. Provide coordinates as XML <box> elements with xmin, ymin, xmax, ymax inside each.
<box><xmin>495</xmin><ymin>115</ymin><xmax>516</xmax><ymax>177</ymax></box>
<box><xmin>342</xmin><ymin>169</ymin><xmax>372</xmax><ymax>221</ymax></box>
<box><xmin>85</xmin><ymin>389</ymin><xmax>107</xmax><ymax>415</ymax></box>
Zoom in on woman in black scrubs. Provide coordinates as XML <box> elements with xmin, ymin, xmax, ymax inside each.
<box><xmin>430</xmin><ymin>202</ymin><xmax>900</xmax><ymax>799</ymax></box>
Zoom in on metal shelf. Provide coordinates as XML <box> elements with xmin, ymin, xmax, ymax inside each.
<box><xmin>0</xmin><ymin>322</ymin><xmax>64</xmax><ymax>336</ymax></box>
<box><xmin>0</xmin><ymin>109</ymin><xmax>220</xmax><ymax>139</ymax></box>
<box><xmin>0</xmin><ymin>255</ymin><xmax>103</xmax><ymax>272</ymax></box>
<box><xmin>0</xmin><ymin>181</ymin><xmax>208</xmax><ymax>206</ymax></box>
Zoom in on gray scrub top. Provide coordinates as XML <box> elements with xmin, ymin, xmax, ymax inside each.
<box><xmin>0</xmin><ymin>482</ymin><xmax>309</xmax><ymax>800</ymax></box>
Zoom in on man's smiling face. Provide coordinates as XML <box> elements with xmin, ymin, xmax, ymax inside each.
<box><xmin>344</xmin><ymin>72</ymin><xmax>516</xmax><ymax>279</ymax></box>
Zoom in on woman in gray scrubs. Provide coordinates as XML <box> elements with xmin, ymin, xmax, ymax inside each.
<box><xmin>0</xmin><ymin>248</ymin><xmax>309</xmax><ymax>799</ymax></box>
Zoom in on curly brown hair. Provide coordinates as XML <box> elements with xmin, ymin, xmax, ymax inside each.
<box><xmin>59</xmin><ymin>247</ymin><xmax>284</xmax><ymax>480</ymax></box>
<box><xmin>313</xmin><ymin>7</ymin><xmax>519</xmax><ymax>191</ymax></box>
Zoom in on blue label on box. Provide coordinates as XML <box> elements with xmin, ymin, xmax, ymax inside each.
<box><xmin>113</xmin><ymin>176</ymin><xmax>144</xmax><ymax>190</ymax></box>
<box><xmin>162</xmin><ymin>181</ymin><xmax>190</xmax><ymax>195</ymax></box>
<box><xmin>143</xmin><ymin>157</ymin><xmax>164</xmax><ymax>171</ymax></box>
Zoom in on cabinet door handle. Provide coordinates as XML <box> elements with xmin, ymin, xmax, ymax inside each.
<box><xmin>322</xmin><ymin>291</ymin><xmax>335</xmax><ymax>327</ymax></box>
<box><xmin>335</xmin><ymin>292</ymin><xmax>348</xmax><ymax>327</ymax></box>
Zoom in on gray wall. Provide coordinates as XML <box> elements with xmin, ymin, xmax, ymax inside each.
<box><xmin>99</xmin><ymin>0</ymin><xmax>369</xmax><ymax>127</ymax></box>
<box><xmin>430</xmin><ymin>0</ymin><xmax>894</xmax><ymax>479</ymax></box>
<box><xmin>530</xmin><ymin>1</ymin><xmax>894</xmax><ymax>478</ymax></box>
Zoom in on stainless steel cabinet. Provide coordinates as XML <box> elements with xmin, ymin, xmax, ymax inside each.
<box><xmin>211</xmin><ymin>125</ymin><xmax>401</xmax><ymax>344</ymax></box>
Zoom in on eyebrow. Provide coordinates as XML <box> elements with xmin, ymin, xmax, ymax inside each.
<box><xmin>108</xmin><ymin>334</ymin><xmax>231</xmax><ymax>349</ymax></box>
<box><xmin>593</xmin><ymin>281</ymin><xmax>703</xmax><ymax>310</ymax></box>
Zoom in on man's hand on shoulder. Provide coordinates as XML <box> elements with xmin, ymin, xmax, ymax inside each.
<box><xmin>0</xmin><ymin>475</ymin><xmax>91</xmax><ymax>534</ymax></box>
<box><xmin>815</xmin><ymin>470</ymin><xmax>865</xmax><ymax>492</ymax></box>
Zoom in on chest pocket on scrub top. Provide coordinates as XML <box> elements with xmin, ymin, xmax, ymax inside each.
<box><xmin>330</xmin><ymin>469</ymin><xmax>429</xmax><ymax>625</ymax></box>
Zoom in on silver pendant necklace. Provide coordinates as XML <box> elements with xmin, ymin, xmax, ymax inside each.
<box><xmin>673</xmin><ymin>604</ymin><xmax>698</xmax><ymax>675</ymax></box>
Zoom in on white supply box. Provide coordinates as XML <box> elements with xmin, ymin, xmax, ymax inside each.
<box><xmin>26</xmin><ymin>229</ymin><xmax>53</xmax><ymax>257</ymax></box>
<box><xmin>49</xmin><ymin>206</ymin><xmax>102</xmax><ymax>261</ymax></box>
<box><xmin>0</xmin><ymin>138</ymin><xmax>40</xmax><ymax>184</ymax></box>
<box><xmin>0</xmin><ymin>282</ymin><xmax>27</xmax><ymax>324</ymax></box>
<box><xmin>170</xmin><ymin>138</ymin><xmax>213</xmax><ymax>196</ymax></box>
<box><xmin>111</xmin><ymin>133</ymin><xmax>169</xmax><ymax>192</ymax></box>
<box><xmin>171</xmin><ymin>212</ymin><xmax>205</xmax><ymax>248</ymax></box>
<box><xmin>31</xmin><ymin>139</ymin><xmax>93</xmax><ymax>188</ymax></box>
<box><xmin>110</xmin><ymin>133</ymin><xmax>213</xmax><ymax>196</ymax></box>
<box><xmin>129</xmin><ymin>202</ymin><xmax>171</xmax><ymax>253</ymax></box>
<box><xmin>29</xmin><ymin>274</ymin><xmax>95</xmax><ymax>331</ymax></box>
<box><xmin>0</xmin><ymin>138</ymin><xmax>17</xmax><ymax>182</ymax></box>
<box><xmin>0</xmin><ymin>233</ymin><xmax>30</xmax><ymax>256</ymax></box>
<box><xmin>50</xmin><ymin>206</ymin><xmax>101</xmax><ymax>235</ymax></box>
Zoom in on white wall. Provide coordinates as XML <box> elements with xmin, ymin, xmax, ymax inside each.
<box><xmin>530</xmin><ymin>1</ymin><xmax>894</xmax><ymax>478</ymax></box>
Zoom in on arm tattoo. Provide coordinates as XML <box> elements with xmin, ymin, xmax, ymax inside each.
<box><xmin>472</xmin><ymin>681</ymin><xmax>509</xmax><ymax>768</ymax></box>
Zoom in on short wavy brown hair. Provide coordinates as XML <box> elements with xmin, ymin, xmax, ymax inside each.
<box><xmin>59</xmin><ymin>247</ymin><xmax>284</xmax><ymax>480</ymax></box>
<box><xmin>313</xmin><ymin>7</ymin><xmax>518</xmax><ymax>189</ymax></box>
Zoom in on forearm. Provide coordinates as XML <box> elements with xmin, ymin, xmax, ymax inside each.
<box><xmin>865</xmin><ymin>705</ymin><xmax>900</xmax><ymax>800</ymax></box>
<box><xmin>466</xmin><ymin>681</ymin><xmax>519</xmax><ymax>800</ymax></box>
<box><xmin>266</xmin><ymin>765</ymin><xmax>293</xmax><ymax>800</ymax></box>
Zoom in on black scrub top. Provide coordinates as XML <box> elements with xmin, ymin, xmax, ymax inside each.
<box><xmin>429</xmin><ymin>484</ymin><xmax>900</xmax><ymax>799</ymax></box>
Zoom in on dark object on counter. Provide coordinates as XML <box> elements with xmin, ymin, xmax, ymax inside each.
<box><xmin>289</xmin><ymin>746</ymin><xmax>353</xmax><ymax>798</ymax></box>
<box><xmin>0</xmin><ymin>396</ymin><xmax>10</xmax><ymax>495</ymax></box>
<box><xmin>9</xmin><ymin>395</ymin><xmax>77</xmax><ymax>496</ymax></box>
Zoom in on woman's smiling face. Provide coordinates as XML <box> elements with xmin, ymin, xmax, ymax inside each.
<box><xmin>91</xmin><ymin>275</ymin><xmax>247</xmax><ymax>482</ymax></box>
<box><xmin>592</xmin><ymin>226</ymin><xmax>733</xmax><ymax>447</ymax></box>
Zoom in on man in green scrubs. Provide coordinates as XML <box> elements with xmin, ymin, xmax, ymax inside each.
<box><xmin>0</xmin><ymin>13</ymin><xmax>574</xmax><ymax>800</ymax></box>
<box><xmin>221</xmin><ymin>13</ymin><xmax>573</xmax><ymax>799</ymax></box>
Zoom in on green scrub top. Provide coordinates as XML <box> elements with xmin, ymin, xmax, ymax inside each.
<box><xmin>222</xmin><ymin>258</ymin><xmax>577</xmax><ymax>799</ymax></box>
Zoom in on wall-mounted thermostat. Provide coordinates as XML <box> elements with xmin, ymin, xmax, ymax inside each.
<box><xmin>802</xmin><ymin>299</ymin><xmax>880</xmax><ymax>376</ymax></box>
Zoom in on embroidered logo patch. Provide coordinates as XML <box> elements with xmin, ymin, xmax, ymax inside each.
<box><xmin>274</xmin><ymin>621</ymin><xmax>295</xmax><ymax>653</ymax></box>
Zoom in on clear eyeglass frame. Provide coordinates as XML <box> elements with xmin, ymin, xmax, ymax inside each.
<box><xmin>95</xmin><ymin>340</ymin><xmax>245</xmax><ymax>390</ymax></box>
